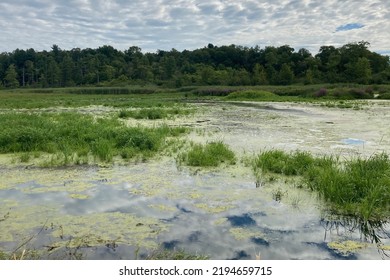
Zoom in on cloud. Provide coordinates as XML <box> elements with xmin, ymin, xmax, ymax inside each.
<box><xmin>0</xmin><ymin>0</ymin><xmax>388</xmax><ymax>55</ymax></box>
<box><xmin>335</xmin><ymin>23</ymin><xmax>365</xmax><ymax>32</ymax></box>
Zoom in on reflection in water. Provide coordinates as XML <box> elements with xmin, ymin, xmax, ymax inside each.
<box><xmin>321</xmin><ymin>215</ymin><xmax>390</xmax><ymax>259</ymax></box>
<box><xmin>1</xmin><ymin>160</ymin><xmax>389</xmax><ymax>260</ymax></box>
<box><xmin>227</xmin><ymin>214</ymin><xmax>257</xmax><ymax>227</ymax></box>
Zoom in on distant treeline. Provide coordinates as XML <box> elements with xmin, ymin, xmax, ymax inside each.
<box><xmin>1</xmin><ymin>41</ymin><xmax>389</xmax><ymax>88</ymax></box>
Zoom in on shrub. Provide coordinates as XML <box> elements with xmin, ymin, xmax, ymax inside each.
<box><xmin>314</xmin><ymin>88</ymin><xmax>328</xmax><ymax>98</ymax></box>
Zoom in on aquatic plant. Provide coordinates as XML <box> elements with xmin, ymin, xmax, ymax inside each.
<box><xmin>253</xmin><ymin>150</ymin><xmax>390</xmax><ymax>222</ymax></box>
<box><xmin>178</xmin><ymin>141</ymin><xmax>236</xmax><ymax>167</ymax></box>
<box><xmin>145</xmin><ymin>247</ymin><xmax>209</xmax><ymax>260</ymax></box>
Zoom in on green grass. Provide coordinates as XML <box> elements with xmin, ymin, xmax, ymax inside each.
<box><xmin>225</xmin><ymin>90</ymin><xmax>281</xmax><ymax>101</ymax></box>
<box><xmin>178</xmin><ymin>141</ymin><xmax>236</xmax><ymax>167</ymax></box>
<box><xmin>252</xmin><ymin>149</ymin><xmax>390</xmax><ymax>222</ymax></box>
<box><xmin>0</xmin><ymin>112</ymin><xmax>187</xmax><ymax>165</ymax></box>
<box><xmin>118</xmin><ymin>107</ymin><xmax>193</xmax><ymax>120</ymax></box>
<box><xmin>305</xmin><ymin>153</ymin><xmax>390</xmax><ymax>220</ymax></box>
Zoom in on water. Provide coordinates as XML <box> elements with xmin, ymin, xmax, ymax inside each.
<box><xmin>1</xmin><ymin>159</ymin><xmax>388</xmax><ymax>260</ymax></box>
<box><xmin>341</xmin><ymin>138</ymin><xmax>366</xmax><ymax>145</ymax></box>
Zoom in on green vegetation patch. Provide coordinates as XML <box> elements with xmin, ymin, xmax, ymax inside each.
<box><xmin>146</xmin><ymin>247</ymin><xmax>209</xmax><ymax>260</ymax></box>
<box><xmin>0</xmin><ymin>112</ymin><xmax>187</xmax><ymax>165</ymax></box>
<box><xmin>328</xmin><ymin>240</ymin><xmax>368</xmax><ymax>256</ymax></box>
<box><xmin>252</xmin><ymin>150</ymin><xmax>390</xmax><ymax>221</ymax></box>
<box><xmin>118</xmin><ymin>107</ymin><xmax>193</xmax><ymax>120</ymax></box>
<box><xmin>178</xmin><ymin>141</ymin><xmax>236</xmax><ymax>167</ymax></box>
<box><xmin>226</xmin><ymin>90</ymin><xmax>279</xmax><ymax>101</ymax></box>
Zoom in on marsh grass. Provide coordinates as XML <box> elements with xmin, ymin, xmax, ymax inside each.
<box><xmin>253</xmin><ymin>150</ymin><xmax>390</xmax><ymax>221</ymax></box>
<box><xmin>226</xmin><ymin>90</ymin><xmax>280</xmax><ymax>101</ymax></box>
<box><xmin>118</xmin><ymin>107</ymin><xmax>193</xmax><ymax>120</ymax></box>
<box><xmin>0</xmin><ymin>112</ymin><xmax>187</xmax><ymax>166</ymax></box>
<box><xmin>178</xmin><ymin>141</ymin><xmax>236</xmax><ymax>167</ymax></box>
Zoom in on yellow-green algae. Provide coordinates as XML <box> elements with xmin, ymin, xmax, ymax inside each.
<box><xmin>194</xmin><ymin>203</ymin><xmax>236</xmax><ymax>213</ymax></box>
<box><xmin>0</xmin><ymin>202</ymin><xmax>169</xmax><ymax>251</ymax></box>
<box><xmin>214</xmin><ymin>217</ymin><xmax>228</xmax><ymax>225</ymax></box>
<box><xmin>69</xmin><ymin>193</ymin><xmax>90</xmax><ymax>200</ymax></box>
<box><xmin>229</xmin><ymin>227</ymin><xmax>267</xmax><ymax>241</ymax></box>
<box><xmin>327</xmin><ymin>240</ymin><xmax>368</xmax><ymax>255</ymax></box>
<box><xmin>148</xmin><ymin>204</ymin><xmax>177</xmax><ymax>212</ymax></box>
<box><xmin>49</xmin><ymin>212</ymin><xmax>168</xmax><ymax>249</ymax></box>
<box><xmin>0</xmin><ymin>203</ymin><xmax>57</xmax><ymax>242</ymax></box>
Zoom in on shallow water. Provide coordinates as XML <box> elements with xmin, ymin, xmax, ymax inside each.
<box><xmin>0</xmin><ymin>158</ymin><xmax>388</xmax><ymax>260</ymax></box>
<box><xmin>1</xmin><ymin>101</ymin><xmax>390</xmax><ymax>259</ymax></box>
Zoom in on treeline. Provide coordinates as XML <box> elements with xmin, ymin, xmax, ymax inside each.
<box><xmin>0</xmin><ymin>41</ymin><xmax>389</xmax><ymax>88</ymax></box>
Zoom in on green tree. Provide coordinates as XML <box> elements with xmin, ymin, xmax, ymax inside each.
<box><xmin>47</xmin><ymin>57</ymin><xmax>60</xmax><ymax>87</ymax></box>
<box><xmin>304</xmin><ymin>69</ymin><xmax>314</xmax><ymax>84</ymax></box>
<box><xmin>252</xmin><ymin>63</ymin><xmax>268</xmax><ymax>85</ymax></box>
<box><xmin>60</xmin><ymin>54</ymin><xmax>75</xmax><ymax>86</ymax></box>
<box><xmin>278</xmin><ymin>64</ymin><xmax>294</xmax><ymax>85</ymax></box>
<box><xmin>353</xmin><ymin>57</ymin><xmax>372</xmax><ymax>84</ymax></box>
<box><xmin>4</xmin><ymin>64</ymin><xmax>19</xmax><ymax>87</ymax></box>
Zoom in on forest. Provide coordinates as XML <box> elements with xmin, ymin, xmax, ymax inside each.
<box><xmin>0</xmin><ymin>41</ymin><xmax>389</xmax><ymax>89</ymax></box>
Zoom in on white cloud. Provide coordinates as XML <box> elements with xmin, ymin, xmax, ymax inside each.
<box><xmin>0</xmin><ymin>0</ymin><xmax>388</xmax><ymax>54</ymax></box>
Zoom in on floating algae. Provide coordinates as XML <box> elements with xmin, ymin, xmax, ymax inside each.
<box><xmin>69</xmin><ymin>193</ymin><xmax>90</xmax><ymax>200</ymax></box>
<box><xmin>49</xmin><ymin>212</ymin><xmax>169</xmax><ymax>249</ymax></box>
<box><xmin>328</xmin><ymin>240</ymin><xmax>368</xmax><ymax>256</ymax></box>
<box><xmin>229</xmin><ymin>227</ymin><xmax>267</xmax><ymax>241</ymax></box>
<box><xmin>194</xmin><ymin>203</ymin><xmax>236</xmax><ymax>213</ymax></box>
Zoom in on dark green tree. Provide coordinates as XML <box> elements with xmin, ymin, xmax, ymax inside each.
<box><xmin>278</xmin><ymin>64</ymin><xmax>294</xmax><ymax>85</ymax></box>
<box><xmin>4</xmin><ymin>64</ymin><xmax>19</xmax><ymax>87</ymax></box>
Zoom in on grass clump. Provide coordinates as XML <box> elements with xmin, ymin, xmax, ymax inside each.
<box><xmin>252</xmin><ymin>149</ymin><xmax>390</xmax><ymax>222</ymax></box>
<box><xmin>253</xmin><ymin>150</ymin><xmax>318</xmax><ymax>176</ymax></box>
<box><xmin>179</xmin><ymin>141</ymin><xmax>236</xmax><ymax>167</ymax></box>
<box><xmin>305</xmin><ymin>153</ymin><xmax>390</xmax><ymax>220</ymax></box>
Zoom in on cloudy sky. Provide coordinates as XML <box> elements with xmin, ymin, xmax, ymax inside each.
<box><xmin>0</xmin><ymin>0</ymin><xmax>389</xmax><ymax>55</ymax></box>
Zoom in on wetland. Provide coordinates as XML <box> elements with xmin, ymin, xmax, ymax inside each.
<box><xmin>0</xmin><ymin>89</ymin><xmax>389</xmax><ymax>260</ymax></box>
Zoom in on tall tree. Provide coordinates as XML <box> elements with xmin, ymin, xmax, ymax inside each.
<box><xmin>4</xmin><ymin>64</ymin><xmax>19</xmax><ymax>87</ymax></box>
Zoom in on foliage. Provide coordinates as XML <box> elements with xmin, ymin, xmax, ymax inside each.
<box><xmin>226</xmin><ymin>90</ymin><xmax>279</xmax><ymax>100</ymax></box>
<box><xmin>0</xmin><ymin>41</ymin><xmax>389</xmax><ymax>89</ymax></box>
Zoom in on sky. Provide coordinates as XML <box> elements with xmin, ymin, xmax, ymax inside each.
<box><xmin>0</xmin><ymin>0</ymin><xmax>389</xmax><ymax>55</ymax></box>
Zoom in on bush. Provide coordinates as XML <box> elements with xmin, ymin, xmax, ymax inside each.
<box><xmin>314</xmin><ymin>88</ymin><xmax>327</xmax><ymax>98</ymax></box>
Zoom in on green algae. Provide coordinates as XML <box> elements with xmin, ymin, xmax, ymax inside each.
<box><xmin>327</xmin><ymin>240</ymin><xmax>368</xmax><ymax>256</ymax></box>
<box><xmin>229</xmin><ymin>227</ymin><xmax>267</xmax><ymax>241</ymax></box>
<box><xmin>214</xmin><ymin>218</ymin><xmax>228</xmax><ymax>225</ymax></box>
<box><xmin>69</xmin><ymin>193</ymin><xmax>90</xmax><ymax>200</ymax></box>
<box><xmin>148</xmin><ymin>204</ymin><xmax>177</xmax><ymax>212</ymax></box>
<box><xmin>49</xmin><ymin>212</ymin><xmax>168</xmax><ymax>249</ymax></box>
<box><xmin>194</xmin><ymin>203</ymin><xmax>235</xmax><ymax>213</ymax></box>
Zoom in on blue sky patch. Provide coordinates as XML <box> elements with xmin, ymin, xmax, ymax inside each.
<box><xmin>336</xmin><ymin>23</ymin><xmax>365</xmax><ymax>32</ymax></box>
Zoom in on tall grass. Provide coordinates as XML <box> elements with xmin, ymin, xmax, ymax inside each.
<box><xmin>178</xmin><ymin>141</ymin><xmax>236</xmax><ymax>167</ymax></box>
<box><xmin>253</xmin><ymin>150</ymin><xmax>390</xmax><ymax>221</ymax></box>
<box><xmin>0</xmin><ymin>112</ymin><xmax>187</xmax><ymax>165</ymax></box>
<box><xmin>118</xmin><ymin>107</ymin><xmax>193</xmax><ymax>120</ymax></box>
